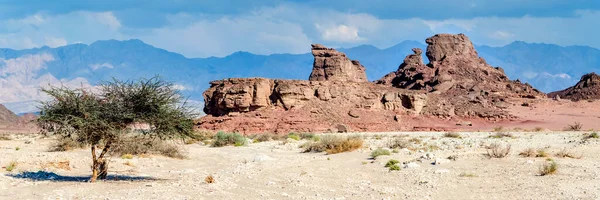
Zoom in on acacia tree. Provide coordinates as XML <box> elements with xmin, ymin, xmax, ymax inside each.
<box><xmin>37</xmin><ymin>77</ymin><xmax>195</xmax><ymax>182</ymax></box>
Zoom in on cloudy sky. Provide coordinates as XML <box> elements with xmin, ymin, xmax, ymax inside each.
<box><xmin>0</xmin><ymin>0</ymin><xmax>599</xmax><ymax>58</ymax></box>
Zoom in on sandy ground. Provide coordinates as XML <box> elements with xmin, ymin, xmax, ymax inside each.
<box><xmin>1</xmin><ymin>131</ymin><xmax>599</xmax><ymax>200</ymax></box>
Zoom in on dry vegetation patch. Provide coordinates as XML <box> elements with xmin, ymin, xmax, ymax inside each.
<box><xmin>486</xmin><ymin>143</ymin><xmax>511</xmax><ymax>158</ymax></box>
<box><xmin>301</xmin><ymin>135</ymin><xmax>363</xmax><ymax>154</ymax></box>
<box><xmin>539</xmin><ymin>160</ymin><xmax>558</xmax><ymax>176</ymax></box>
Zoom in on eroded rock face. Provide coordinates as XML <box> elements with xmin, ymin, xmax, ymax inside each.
<box><xmin>0</xmin><ymin>104</ymin><xmax>19</xmax><ymax>128</ymax></box>
<box><xmin>309</xmin><ymin>44</ymin><xmax>368</xmax><ymax>82</ymax></box>
<box><xmin>548</xmin><ymin>73</ymin><xmax>600</xmax><ymax>101</ymax></box>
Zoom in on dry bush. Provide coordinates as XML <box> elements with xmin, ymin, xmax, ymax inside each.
<box><xmin>492</xmin><ymin>126</ymin><xmax>504</xmax><ymax>132</ymax></box>
<box><xmin>539</xmin><ymin>161</ymin><xmax>558</xmax><ymax>176</ymax></box>
<box><xmin>486</xmin><ymin>143</ymin><xmax>511</xmax><ymax>158</ymax></box>
<box><xmin>584</xmin><ymin>132</ymin><xmax>599</xmax><ymax>139</ymax></box>
<box><xmin>555</xmin><ymin>148</ymin><xmax>581</xmax><ymax>159</ymax></box>
<box><xmin>408</xmin><ymin>137</ymin><xmax>422</xmax><ymax>144</ymax></box>
<box><xmin>490</xmin><ymin>132</ymin><xmax>514</xmax><ymax>139</ymax></box>
<box><xmin>184</xmin><ymin>131</ymin><xmax>215</xmax><ymax>144</ymax></box>
<box><xmin>459</xmin><ymin>172</ymin><xmax>477</xmax><ymax>177</ymax></box>
<box><xmin>387</xmin><ymin>138</ymin><xmax>410</xmax><ymax>149</ymax></box>
<box><xmin>443</xmin><ymin>132</ymin><xmax>462</xmax><ymax>139</ymax></box>
<box><xmin>565</xmin><ymin>122</ymin><xmax>583</xmax><ymax>131</ymax></box>
<box><xmin>519</xmin><ymin>148</ymin><xmax>538</xmax><ymax>157</ymax></box>
<box><xmin>301</xmin><ymin>135</ymin><xmax>363</xmax><ymax>154</ymax></box>
<box><xmin>121</xmin><ymin>154</ymin><xmax>134</xmax><ymax>159</ymax></box>
<box><xmin>4</xmin><ymin>161</ymin><xmax>17</xmax><ymax>172</ymax></box>
<box><xmin>0</xmin><ymin>133</ymin><xmax>11</xmax><ymax>140</ymax></box>
<box><xmin>205</xmin><ymin>175</ymin><xmax>215</xmax><ymax>183</ymax></box>
<box><xmin>48</xmin><ymin>137</ymin><xmax>87</xmax><ymax>152</ymax></box>
<box><xmin>533</xmin><ymin>127</ymin><xmax>544</xmax><ymax>132</ymax></box>
<box><xmin>111</xmin><ymin>136</ymin><xmax>186</xmax><ymax>159</ymax></box>
<box><xmin>536</xmin><ymin>149</ymin><xmax>549</xmax><ymax>157</ymax></box>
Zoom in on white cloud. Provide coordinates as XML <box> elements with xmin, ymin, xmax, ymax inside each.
<box><xmin>0</xmin><ymin>54</ymin><xmax>91</xmax><ymax>104</ymax></box>
<box><xmin>44</xmin><ymin>37</ymin><xmax>68</xmax><ymax>47</ymax></box>
<box><xmin>90</xmin><ymin>63</ymin><xmax>114</xmax><ymax>71</ymax></box>
<box><xmin>489</xmin><ymin>30</ymin><xmax>514</xmax><ymax>40</ymax></box>
<box><xmin>316</xmin><ymin>24</ymin><xmax>363</xmax><ymax>42</ymax></box>
<box><xmin>91</xmin><ymin>12</ymin><xmax>121</xmax><ymax>30</ymax></box>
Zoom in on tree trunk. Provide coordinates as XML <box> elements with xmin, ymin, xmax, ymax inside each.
<box><xmin>89</xmin><ymin>140</ymin><xmax>112</xmax><ymax>182</ymax></box>
<box><xmin>90</xmin><ymin>145</ymin><xmax>99</xmax><ymax>183</ymax></box>
<box><xmin>98</xmin><ymin>159</ymin><xmax>108</xmax><ymax>179</ymax></box>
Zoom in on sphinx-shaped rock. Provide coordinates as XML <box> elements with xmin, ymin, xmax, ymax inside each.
<box><xmin>309</xmin><ymin>44</ymin><xmax>368</xmax><ymax>82</ymax></box>
<box><xmin>548</xmin><ymin>72</ymin><xmax>600</xmax><ymax>101</ymax></box>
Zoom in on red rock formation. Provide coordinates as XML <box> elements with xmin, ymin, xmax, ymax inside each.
<box><xmin>309</xmin><ymin>44</ymin><xmax>367</xmax><ymax>82</ymax></box>
<box><xmin>548</xmin><ymin>72</ymin><xmax>600</xmax><ymax>101</ymax></box>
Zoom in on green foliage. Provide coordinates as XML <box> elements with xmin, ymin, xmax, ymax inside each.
<box><xmin>301</xmin><ymin>135</ymin><xmax>363</xmax><ymax>154</ymax></box>
<box><xmin>287</xmin><ymin>133</ymin><xmax>301</xmax><ymax>141</ymax></box>
<box><xmin>212</xmin><ymin>132</ymin><xmax>247</xmax><ymax>147</ymax></box>
<box><xmin>5</xmin><ymin>161</ymin><xmax>17</xmax><ymax>172</ymax></box>
<box><xmin>15</xmin><ymin>147</ymin><xmax>20</xmax><ymax>151</ymax></box>
<box><xmin>388</xmin><ymin>164</ymin><xmax>401</xmax><ymax>171</ymax></box>
<box><xmin>539</xmin><ymin>160</ymin><xmax>558</xmax><ymax>176</ymax></box>
<box><xmin>371</xmin><ymin>148</ymin><xmax>391</xmax><ymax>159</ymax></box>
<box><xmin>384</xmin><ymin>159</ymin><xmax>400</xmax><ymax>168</ymax></box>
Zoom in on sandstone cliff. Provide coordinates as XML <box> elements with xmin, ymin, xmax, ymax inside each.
<box><xmin>308</xmin><ymin>44</ymin><xmax>367</xmax><ymax>82</ymax></box>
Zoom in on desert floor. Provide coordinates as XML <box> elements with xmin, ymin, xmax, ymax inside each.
<box><xmin>1</xmin><ymin>131</ymin><xmax>599</xmax><ymax>200</ymax></box>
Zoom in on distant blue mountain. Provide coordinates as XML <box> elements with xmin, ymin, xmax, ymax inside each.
<box><xmin>1</xmin><ymin>39</ymin><xmax>599</xmax><ymax>114</ymax></box>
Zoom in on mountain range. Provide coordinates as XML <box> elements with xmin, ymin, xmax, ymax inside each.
<box><xmin>1</xmin><ymin>39</ymin><xmax>599</xmax><ymax>115</ymax></box>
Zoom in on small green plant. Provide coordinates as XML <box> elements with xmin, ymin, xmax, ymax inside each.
<box><xmin>287</xmin><ymin>132</ymin><xmax>301</xmax><ymax>141</ymax></box>
<box><xmin>212</xmin><ymin>132</ymin><xmax>247</xmax><ymax>147</ymax></box>
<box><xmin>388</xmin><ymin>164</ymin><xmax>401</xmax><ymax>171</ymax></box>
<box><xmin>555</xmin><ymin>148</ymin><xmax>581</xmax><ymax>159</ymax></box>
<box><xmin>5</xmin><ymin>161</ymin><xmax>17</xmax><ymax>172</ymax></box>
<box><xmin>459</xmin><ymin>172</ymin><xmax>477</xmax><ymax>177</ymax></box>
<box><xmin>392</xmin><ymin>149</ymin><xmax>399</xmax><ymax>153</ymax></box>
<box><xmin>388</xmin><ymin>138</ymin><xmax>410</xmax><ymax>149</ymax></box>
<box><xmin>443</xmin><ymin>132</ymin><xmax>462</xmax><ymax>139</ymax></box>
<box><xmin>565</xmin><ymin>122</ymin><xmax>583</xmax><ymax>131</ymax></box>
<box><xmin>371</xmin><ymin>148</ymin><xmax>391</xmax><ymax>159</ymax></box>
<box><xmin>361</xmin><ymin>161</ymin><xmax>368</xmax><ymax>165</ymax></box>
<box><xmin>15</xmin><ymin>147</ymin><xmax>20</xmax><ymax>151</ymax></box>
<box><xmin>539</xmin><ymin>160</ymin><xmax>558</xmax><ymax>176</ymax></box>
<box><xmin>384</xmin><ymin>159</ymin><xmax>400</xmax><ymax>168</ymax></box>
<box><xmin>121</xmin><ymin>154</ymin><xmax>134</xmax><ymax>159</ymax></box>
<box><xmin>327</xmin><ymin>157</ymin><xmax>331</xmax><ymax>161</ymax></box>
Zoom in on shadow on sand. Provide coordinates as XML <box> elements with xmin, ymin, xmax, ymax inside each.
<box><xmin>6</xmin><ymin>171</ymin><xmax>159</xmax><ymax>182</ymax></box>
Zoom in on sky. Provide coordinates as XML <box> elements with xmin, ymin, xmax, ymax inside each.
<box><xmin>0</xmin><ymin>0</ymin><xmax>600</xmax><ymax>58</ymax></box>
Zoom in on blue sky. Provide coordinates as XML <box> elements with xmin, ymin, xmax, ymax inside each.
<box><xmin>1</xmin><ymin>0</ymin><xmax>599</xmax><ymax>57</ymax></box>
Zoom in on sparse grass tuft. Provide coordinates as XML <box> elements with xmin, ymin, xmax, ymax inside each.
<box><xmin>486</xmin><ymin>143</ymin><xmax>511</xmax><ymax>158</ymax></box>
<box><xmin>388</xmin><ymin>164</ymin><xmax>401</xmax><ymax>171</ymax></box>
<box><xmin>492</xmin><ymin>126</ymin><xmax>504</xmax><ymax>132</ymax></box>
<box><xmin>371</xmin><ymin>148</ymin><xmax>391</xmax><ymax>159</ymax></box>
<box><xmin>555</xmin><ymin>148</ymin><xmax>581</xmax><ymax>159</ymax></box>
<box><xmin>536</xmin><ymin>149</ymin><xmax>549</xmax><ymax>158</ymax></box>
<box><xmin>15</xmin><ymin>147</ymin><xmax>20</xmax><ymax>151</ymax></box>
<box><xmin>539</xmin><ymin>160</ymin><xmax>558</xmax><ymax>176</ymax></box>
<box><xmin>123</xmin><ymin>161</ymin><xmax>135</xmax><ymax>167</ymax></box>
<box><xmin>111</xmin><ymin>137</ymin><xmax>186</xmax><ymax>159</ymax></box>
<box><xmin>205</xmin><ymin>175</ymin><xmax>215</xmax><ymax>184</ymax></box>
<box><xmin>443</xmin><ymin>132</ymin><xmax>462</xmax><ymax>139</ymax></box>
<box><xmin>584</xmin><ymin>132</ymin><xmax>599</xmax><ymax>139</ymax></box>
<box><xmin>40</xmin><ymin>161</ymin><xmax>71</xmax><ymax>171</ymax></box>
<box><xmin>519</xmin><ymin>148</ymin><xmax>538</xmax><ymax>157</ymax></box>
<box><xmin>5</xmin><ymin>161</ymin><xmax>17</xmax><ymax>172</ymax></box>
<box><xmin>565</xmin><ymin>122</ymin><xmax>583</xmax><ymax>131</ymax></box>
<box><xmin>408</xmin><ymin>137</ymin><xmax>422</xmax><ymax>144</ymax></box>
<box><xmin>48</xmin><ymin>137</ymin><xmax>87</xmax><ymax>152</ymax></box>
<box><xmin>533</xmin><ymin>127</ymin><xmax>544</xmax><ymax>132</ymax></box>
<box><xmin>385</xmin><ymin>159</ymin><xmax>401</xmax><ymax>171</ymax></box>
<box><xmin>459</xmin><ymin>172</ymin><xmax>477</xmax><ymax>177</ymax></box>
<box><xmin>301</xmin><ymin>135</ymin><xmax>363</xmax><ymax>154</ymax></box>
<box><xmin>0</xmin><ymin>134</ymin><xmax>11</xmax><ymax>140</ymax></box>
<box><xmin>287</xmin><ymin>133</ymin><xmax>301</xmax><ymax>141</ymax></box>
<box><xmin>212</xmin><ymin>132</ymin><xmax>247</xmax><ymax>147</ymax></box>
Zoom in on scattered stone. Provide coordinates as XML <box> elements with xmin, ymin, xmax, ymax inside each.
<box><xmin>434</xmin><ymin>169</ymin><xmax>450</xmax><ymax>174</ymax></box>
<box><xmin>404</xmin><ymin>162</ymin><xmax>420</xmax><ymax>168</ymax></box>
<box><xmin>433</xmin><ymin>158</ymin><xmax>451</xmax><ymax>165</ymax></box>
<box><xmin>336</xmin><ymin>124</ymin><xmax>349</xmax><ymax>133</ymax></box>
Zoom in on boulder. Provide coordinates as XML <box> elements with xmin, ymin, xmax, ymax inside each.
<box><xmin>309</xmin><ymin>44</ymin><xmax>368</xmax><ymax>82</ymax></box>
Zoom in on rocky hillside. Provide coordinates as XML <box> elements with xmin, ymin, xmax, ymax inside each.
<box><xmin>197</xmin><ymin>34</ymin><xmax>545</xmax><ymax>133</ymax></box>
<box><xmin>548</xmin><ymin>72</ymin><xmax>600</xmax><ymax>101</ymax></box>
<box><xmin>0</xmin><ymin>104</ymin><xmax>19</xmax><ymax>128</ymax></box>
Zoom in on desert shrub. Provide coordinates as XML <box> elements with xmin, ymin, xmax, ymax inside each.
<box><xmin>301</xmin><ymin>135</ymin><xmax>363</xmax><ymax>154</ymax></box>
<box><xmin>287</xmin><ymin>133</ymin><xmax>301</xmax><ymax>141</ymax></box>
<box><xmin>584</xmin><ymin>132</ymin><xmax>599</xmax><ymax>139</ymax></box>
<box><xmin>443</xmin><ymin>132</ymin><xmax>462</xmax><ymax>139</ymax></box>
<box><xmin>486</xmin><ymin>143</ymin><xmax>511</xmax><ymax>158</ymax></box>
<box><xmin>121</xmin><ymin>154</ymin><xmax>134</xmax><ymax>159</ymax></box>
<box><xmin>5</xmin><ymin>161</ymin><xmax>17</xmax><ymax>172</ymax></box>
<box><xmin>519</xmin><ymin>148</ymin><xmax>537</xmax><ymax>157</ymax></box>
<box><xmin>212</xmin><ymin>132</ymin><xmax>247</xmax><ymax>147</ymax></box>
<box><xmin>251</xmin><ymin>134</ymin><xmax>275</xmax><ymax>142</ymax></box>
<box><xmin>490</xmin><ymin>132</ymin><xmax>514</xmax><ymax>139</ymax></box>
<box><xmin>388</xmin><ymin>138</ymin><xmax>410</xmax><ymax>149</ymax></box>
<box><xmin>48</xmin><ymin>136</ymin><xmax>87</xmax><ymax>152</ymax></box>
<box><xmin>371</xmin><ymin>148</ymin><xmax>391</xmax><ymax>159</ymax></box>
<box><xmin>539</xmin><ymin>160</ymin><xmax>558</xmax><ymax>176</ymax></box>
<box><xmin>408</xmin><ymin>137</ymin><xmax>422</xmax><ymax>144</ymax></box>
<box><xmin>111</xmin><ymin>136</ymin><xmax>186</xmax><ymax>159</ymax></box>
<box><xmin>492</xmin><ymin>126</ymin><xmax>504</xmax><ymax>132</ymax></box>
<box><xmin>384</xmin><ymin>159</ymin><xmax>400</xmax><ymax>168</ymax></box>
<box><xmin>533</xmin><ymin>127</ymin><xmax>544</xmax><ymax>132</ymax></box>
<box><xmin>555</xmin><ymin>148</ymin><xmax>581</xmax><ymax>159</ymax></box>
<box><xmin>565</xmin><ymin>122</ymin><xmax>583</xmax><ymax>131</ymax></box>
<box><xmin>205</xmin><ymin>175</ymin><xmax>215</xmax><ymax>183</ymax></box>
<box><xmin>385</xmin><ymin>159</ymin><xmax>401</xmax><ymax>171</ymax></box>
<box><xmin>0</xmin><ymin>133</ymin><xmax>10</xmax><ymax>140</ymax></box>
<box><xmin>184</xmin><ymin>131</ymin><xmax>215</xmax><ymax>144</ymax></box>
<box><xmin>15</xmin><ymin>147</ymin><xmax>20</xmax><ymax>151</ymax></box>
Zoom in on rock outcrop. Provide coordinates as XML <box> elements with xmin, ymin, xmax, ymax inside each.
<box><xmin>309</xmin><ymin>44</ymin><xmax>367</xmax><ymax>82</ymax></box>
<box><xmin>198</xmin><ymin>34</ymin><xmax>546</xmax><ymax>133</ymax></box>
<box><xmin>548</xmin><ymin>72</ymin><xmax>600</xmax><ymax>101</ymax></box>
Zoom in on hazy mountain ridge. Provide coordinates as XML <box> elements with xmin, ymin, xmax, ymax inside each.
<box><xmin>1</xmin><ymin>39</ymin><xmax>598</xmax><ymax>114</ymax></box>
